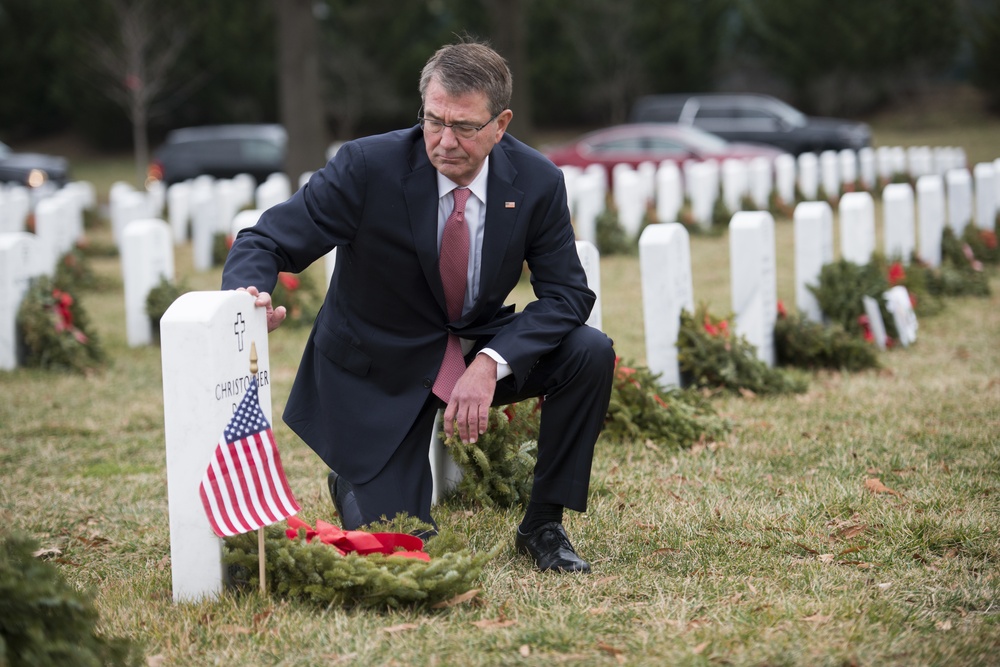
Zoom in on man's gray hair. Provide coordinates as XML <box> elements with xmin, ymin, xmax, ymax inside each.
<box><xmin>419</xmin><ymin>40</ymin><xmax>512</xmax><ymax>117</ymax></box>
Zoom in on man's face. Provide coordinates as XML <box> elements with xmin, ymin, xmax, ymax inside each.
<box><xmin>422</xmin><ymin>76</ymin><xmax>512</xmax><ymax>186</ymax></box>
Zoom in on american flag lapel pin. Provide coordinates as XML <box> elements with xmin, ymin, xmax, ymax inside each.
<box><xmin>505</xmin><ymin>201</ymin><xmax>516</xmax><ymax>208</ymax></box>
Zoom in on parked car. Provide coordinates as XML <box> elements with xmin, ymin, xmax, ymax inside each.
<box><xmin>0</xmin><ymin>140</ymin><xmax>70</xmax><ymax>190</ymax></box>
<box><xmin>148</xmin><ymin>124</ymin><xmax>286</xmax><ymax>185</ymax></box>
<box><xmin>542</xmin><ymin>123</ymin><xmax>785</xmax><ymax>179</ymax></box>
<box><xmin>628</xmin><ymin>93</ymin><xmax>871</xmax><ymax>155</ymax></box>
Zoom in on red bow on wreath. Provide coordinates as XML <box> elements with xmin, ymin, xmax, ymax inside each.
<box><xmin>285</xmin><ymin>516</ymin><xmax>430</xmax><ymax>561</ymax></box>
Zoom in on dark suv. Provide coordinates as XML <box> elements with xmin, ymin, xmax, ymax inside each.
<box><xmin>629</xmin><ymin>93</ymin><xmax>871</xmax><ymax>155</ymax></box>
<box><xmin>0</xmin><ymin>140</ymin><xmax>69</xmax><ymax>189</ymax></box>
<box><xmin>149</xmin><ymin>124</ymin><xmax>286</xmax><ymax>185</ymax></box>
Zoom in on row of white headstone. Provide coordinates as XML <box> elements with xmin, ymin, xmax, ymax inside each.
<box><xmin>560</xmin><ymin>148</ymin><xmax>998</xmax><ymax>246</ymax></box>
<box><xmin>0</xmin><ymin>180</ymin><xmax>97</xmax><ymax>370</ymax></box>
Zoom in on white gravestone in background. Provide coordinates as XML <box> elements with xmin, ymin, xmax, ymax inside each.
<box><xmin>122</xmin><ymin>219</ymin><xmax>175</xmax><ymax>347</ymax></box>
<box><xmin>882</xmin><ymin>183</ymin><xmax>916</xmax><ymax>264</ymax></box>
<box><xmin>256</xmin><ymin>174</ymin><xmax>291</xmax><ymax>211</ymax></box>
<box><xmin>33</xmin><ymin>195</ymin><xmax>71</xmax><ymax>275</ymax></box>
<box><xmin>560</xmin><ymin>165</ymin><xmax>582</xmax><ymax>220</ymax></box>
<box><xmin>862</xmin><ymin>295</ymin><xmax>887</xmax><ymax>351</ymax></box>
<box><xmin>573</xmin><ymin>170</ymin><xmax>605</xmax><ymax>244</ymax></box>
<box><xmin>793</xmin><ymin>201</ymin><xmax>834</xmax><ymax>323</ymax></box>
<box><xmin>636</xmin><ymin>162</ymin><xmax>656</xmax><ymax>208</ymax></box>
<box><xmin>655</xmin><ymin>162</ymin><xmax>682</xmax><ymax>224</ymax></box>
<box><xmin>884</xmin><ymin>285</ymin><xmax>917</xmax><ymax>347</ymax></box>
<box><xmin>688</xmin><ymin>161</ymin><xmax>717</xmax><ymax>229</ymax></box>
<box><xmin>875</xmin><ymin>147</ymin><xmax>894</xmax><ymax>183</ymax></box>
<box><xmin>721</xmin><ymin>158</ymin><xmax>748</xmax><ymax>214</ymax></box>
<box><xmin>191</xmin><ymin>182</ymin><xmax>219</xmax><ymax>272</ymax></box>
<box><xmin>774</xmin><ymin>154</ymin><xmax>796</xmax><ymax>205</ymax></box>
<box><xmin>0</xmin><ymin>233</ymin><xmax>50</xmax><ymax>370</ymax></box>
<box><xmin>973</xmin><ymin>162</ymin><xmax>996</xmax><ymax>231</ymax></box>
<box><xmin>613</xmin><ymin>166</ymin><xmax>645</xmax><ymax>239</ymax></box>
<box><xmin>839</xmin><ymin>191</ymin><xmax>876</xmax><ymax>265</ymax></box>
<box><xmin>945</xmin><ymin>168</ymin><xmax>973</xmax><ymax>234</ymax></box>
<box><xmin>748</xmin><ymin>156</ymin><xmax>772</xmax><ymax>210</ymax></box>
<box><xmin>160</xmin><ymin>290</ymin><xmax>272</xmax><ymax>602</ymax></box>
<box><xmin>167</xmin><ymin>182</ymin><xmax>191</xmax><ymax>245</ymax></box>
<box><xmin>858</xmin><ymin>147</ymin><xmax>876</xmax><ymax>190</ymax></box>
<box><xmin>916</xmin><ymin>175</ymin><xmax>945</xmax><ymax>268</ymax></box>
<box><xmin>0</xmin><ymin>186</ymin><xmax>31</xmax><ymax>234</ymax></box>
<box><xmin>110</xmin><ymin>186</ymin><xmax>149</xmax><ymax>247</ymax></box>
<box><xmin>575</xmin><ymin>240</ymin><xmax>602</xmax><ymax>331</ymax></box>
<box><xmin>639</xmin><ymin>223</ymin><xmax>693</xmax><ymax>387</ymax></box>
<box><xmin>231</xmin><ymin>209</ymin><xmax>263</xmax><ymax>239</ymax></box>
<box><xmin>839</xmin><ymin>149</ymin><xmax>857</xmax><ymax>188</ymax></box>
<box><xmin>730</xmin><ymin>211</ymin><xmax>777</xmax><ymax>367</ymax></box>
<box><xmin>797</xmin><ymin>152</ymin><xmax>819</xmax><ymax>201</ymax></box>
<box><xmin>820</xmin><ymin>150</ymin><xmax>840</xmax><ymax>200</ymax></box>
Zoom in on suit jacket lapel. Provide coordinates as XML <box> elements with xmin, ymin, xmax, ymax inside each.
<box><xmin>463</xmin><ymin>143</ymin><xmax>522</xmax><ymax>325</ymax></box>
<box><xmin>402</xmin><ymin>142</ymin><xmax>447</xmax><ymax>315</ymax></box>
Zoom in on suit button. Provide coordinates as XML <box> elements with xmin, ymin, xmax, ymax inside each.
<box><xmin>423</xmin><ymin>378</ymin><xmax>432</xmax><ymax>388</ymax></box>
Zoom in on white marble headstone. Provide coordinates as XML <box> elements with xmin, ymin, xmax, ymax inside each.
<box><xmin>573</xmin><ymin>170</ymin><xmax>605</xmax><ymax>244</ymax></box>
<box><xmin>973</xmin><ymin>162</ymin><xmax>996</xmax><ymax>231</ymax></box>
<box><xmin>797</xmin><ymin>152</ymin><xmax>819</xmax><ymax>201</ymax></box>
<box><xmin>655</xmin><ymin>161</ymin><xmax>682</xmax><ymax>224</ymax></box>
<box><xmin>793</xmin><ymin>201</ymin><xmax>834</xmax><ymax>323</ymax></box>
<box><xmin>916</xmin><ymin>175</ymin><xmax>945</xmax><ymax>268</ymax></box>
<box><xmin>721</xmin><ymin>158</ymin><xmax>748</xmax><ymax>214</ymax></box>
<box><xmin>160</xmin><ymin>290</ymin><xmax>272</xmax><ymax>602</ymax></box>
<box><xmin>613</xmin><ymin>165</ymin><xmax>645</xmax><ymax>238</ymax></box>
<box><xmin>256</xmin><ymin>174</ymin><xmax>291</xmax><ymax>211</ymax></box>
<box><xmin>0</xmin><ymin>233</ymin><xmax>51</xmax><ymax>370</ymax></box>
<box><xmin>122</xmin><ymin>219</ymin><xmax>175</xmax><ymax>347</ymax></box>
<box><xmin>575</xmin><ymin>240</ymin><xmax>602</xmax><ymax>331</ymax></box>
<box><xmin>839</xmin><ymin>191</ymin><xmax>876</xmax><ymax>265</ymax></box>
<box><xmin>861</xmin><ymin>295</ymin><xmax>887</xmax><ymax>351</ymax></box>
<box><xmin>820</xmin><ymin>150</ymin><xmax>840</xmax><ymax>200</ymax></box>
<box><xmin>882</xmin><ymin>183</ymin><xmax>916</xmax><ymax>264</ymax></box>
<box><xmin>945</xmin><ymin>168</ymin><xmax>973</xmax><ymax>233</ymax></box>
<box><xmin>167</xmin><ymin>182</ymin><xmax>191</xmax><ymax>245</ymax></box>
<box><xmin>883</xmin><ymin>285</ymin><xmax>917</xmax><ymax>347</ymax></box>
<box><xmin>687</xmin><ymin>161</ymin><xmax>718</xmax><ymax>229</ymax></box>
<box><xmin>774</xmin><ymin>153</ymin><xmax>796</xmax><ymax>205</ymax></box>
<box><xmin>729</xmin><ymin>211</ymin><xmax>777</xmax><ymax>366</ymax></box>
<box><xmin>639</xmin><ymin>223</ymin><xmax>694</xmax><ymax>387</ymax></box>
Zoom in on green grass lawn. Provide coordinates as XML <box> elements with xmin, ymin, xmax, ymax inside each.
<box><xmin>2</xmin><ymin>126</ymin><xmax>999</xmax><ymax>665</ymax></box>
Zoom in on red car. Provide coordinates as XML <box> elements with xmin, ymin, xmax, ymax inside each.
<box><xmin>542</xmin><ymin>123</ymin><xmax>786</xmax><ymax>178</ymax></box>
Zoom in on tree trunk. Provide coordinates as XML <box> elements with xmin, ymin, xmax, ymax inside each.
<box><xmin>275</xmin><ymin>0</ymin><xmax>327</xmax><ymax>183</ymax></box>
<box><xmin>486</xmin><ymin>0</ymin><xmax>533</xmax><ymax>144</ymax></box>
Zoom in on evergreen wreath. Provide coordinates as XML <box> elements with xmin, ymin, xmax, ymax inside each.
<box><xmin>0</xmin><ymin>533</ymin><xmax>141</xmax><ymax>667</ymax></box>
<box><xmin>223</xmin><ymin>524</ymin><xmax>496</xmax><ymax>610</ymax></box>
<box><xmin>442</xmin><ymin>400</ymin><xmax>540</xmax><ymax>508</ymax></box>
<box><xmin>595</xmin><ymin>206</ymin><xmax>634</xmax><ymax>255</ymax></box>
<box><xmin>676</xmin><ymin>304</ymin><xmax>808</xmax><ymax>395</ymax></box>
<box><xmin>603</xmin><ymin>357</ymin><xmax>730</xmax><ymax>447</ymax></box>
<box><xmin>17</xmin><ymin>276</ymin><xmax>104</xmax><ymax>374</ymax></box>
<box><xmin>773</xmin><ymin>302</ymin><xmax>880</xmax><ymax>371</ymax></box>
<box><xmin>54</xmin><ymin>246</ymin><xmax>98</xmax><ymax>291</ymax></box>
<box><xmin>145</xmin><ymin>277</ymin><xmax>190</xmax><ymax>341</ymax></box>
<box><xmin>809</xmin><ymin>259</ymin><xmax>898</xmax><ymax>339</ymax></box>
<box><xmin>271</xmin><ymin>271</ymin><xmax>323</xmax><ymax>327</ymax></box>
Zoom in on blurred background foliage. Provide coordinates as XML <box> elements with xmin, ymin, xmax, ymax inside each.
<box><xmin>0</xmin><ymin>0</ymin><xmax>997</xmax><ymax>151</ymax></box>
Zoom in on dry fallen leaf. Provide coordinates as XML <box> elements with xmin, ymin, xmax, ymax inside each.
<box><xmin>471</xmin><ymin>618</ymin><xmax>517</xmax><ymax>629</ymax></box>
<box><xmin>431</xmin><ymin>588</ymin><xmax>480</xmax><ymax>609</ymax></box>
<box><xmin>692</xmin><ymin>641</ymin><xmax>710</xmax><ymax>655</ymax></box>
<box><xmin>380</xmin><ymin>623</ymin><xmax>420</xmax><ymax>634</ymax></box>
<box><xmin>146</xmin><ymin>655</ymin><xmax>166</xmax><ymax>667</ymax></box>
<box><xmin>519</xmin><ymin>645</ymin><xmax>531</xmax><ymax>657</ymax></box>
<box><xmin>832</xmin><ymin>524</ymin><xmax>867</xmax><ymax>540</ymax></box>
<box><xmin>802</xmin><ymin>613</ymin><xmax>833</xmax><ymax>624</ymax></box>
<box><xmin>818</xmin><ymin>553</ymin><xmax>836</xmax><ymax>563</ymax></box>
<box><xmin>865</xmin><ymin>478</ymin><xmax>902</xmax><ymax>497</ymax></box>
<box><xmin>936</xmin><ymin>620</ymin><xmax>953</xmax><ymax>631</ymax></box>
<box><xmin>597</xmin><ymin>642</ymin><xmax>624</xmax><ymax>656</ymax></box>
<box><xmin>219</xmin><ymin>625</ymin><xmax>253</xmax><ymax>635</ymax></box>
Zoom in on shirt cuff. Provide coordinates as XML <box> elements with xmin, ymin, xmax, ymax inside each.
<box><xmin>478</xmin><ymin>348</ymin><xmax>512</xmax><ymax>380</ymax></box>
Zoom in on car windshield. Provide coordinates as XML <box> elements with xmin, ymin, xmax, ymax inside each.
<box><xmin>0</xmin><ymin>141</ymin><xmax>11</xmax><ymax>158</ymax></box>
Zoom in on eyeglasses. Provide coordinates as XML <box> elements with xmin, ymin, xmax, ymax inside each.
<box><xmin>418</xmin><ymin>110</ymin><xmax>501</xmax><ymax>140</ymax></box>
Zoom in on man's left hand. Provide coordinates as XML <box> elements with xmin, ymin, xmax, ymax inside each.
<box><xmin>443</xmin><ymin>353</ymin><xmax>497</xmax><ymax>444</ymax></box>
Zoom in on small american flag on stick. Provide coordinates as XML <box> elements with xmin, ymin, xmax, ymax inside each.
<box><xmin>199</xmin><ymin>375</ymin><xmax>300</xmax><ymax>537</ymax></box>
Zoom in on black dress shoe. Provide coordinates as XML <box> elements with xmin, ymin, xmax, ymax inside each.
<box><xmin>326</xmin><ymin>471</ymin><xmax>363</xmax><ymax>530</ymax></box>
<box><xmin>515</xmin><ymin>522</ymin><xmax>591</xmax><ymax>573</ymax></box>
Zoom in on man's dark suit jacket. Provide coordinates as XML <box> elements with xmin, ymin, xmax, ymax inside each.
<box><xmin>221</xmin><ymin>126</ymin><xmax>595</xmax><ymax>484</ymax></box>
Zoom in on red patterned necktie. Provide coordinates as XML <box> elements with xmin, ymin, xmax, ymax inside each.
<box><xmin>432</xmin><ymin>187</ymin><xmax>471</xmax><ymax>403</ymax></box>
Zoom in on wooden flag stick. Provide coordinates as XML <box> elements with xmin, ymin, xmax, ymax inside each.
<box><xmin>250</xmin><ymin>341</ymin><xmax>267</xmax><ymax>594</ymax></box>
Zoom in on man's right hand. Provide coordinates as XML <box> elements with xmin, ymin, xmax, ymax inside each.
<box><xmin>238</xmin><ymin>286</ymin><xmax>287</xmax><ymax>332</ymax></box>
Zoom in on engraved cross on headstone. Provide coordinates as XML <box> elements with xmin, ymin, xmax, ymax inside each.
<box><xmin>233</xmin><ymin>313</ymin><xmax>245</xmax><ymax>352</ymax></box>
